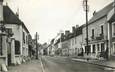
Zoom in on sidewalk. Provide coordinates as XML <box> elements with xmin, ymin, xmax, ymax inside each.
<box><xmin>7</xmin><ymin>59</ymin><xmax>42</xmax><ymax>72</ymax></box>
<box><xmin>71</xmin><ymin>56</ymin><xmax>115</xmax><ymax>69</ymax></box>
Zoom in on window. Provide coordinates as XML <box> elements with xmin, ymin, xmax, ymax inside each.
<box><xmin>85</xmin><ymin>45</ymin><xmax>91</xmax><ymax>53</ymax></box>
<box><xmin>0</xmin><ymin>36</ymin><xmax>2</xmax><ymax>55</ymax></box>
<box><xmin>6</xmin><ymin>28</ymin><xmax>13</xmax><ymax>37</ymax></box>
<box><xmin>74</xmin><ymin>38</ymin><xmax>76</xmax><ymax>44</ymax></box>
<box><xmin>75</xmin><ymin>37</ymin><xmax>77</xmax><ymax>44</ymax></box>
<box><xmin>101</xmin><ymin>25</ymin><xmax>103</xmax><ymax>34</ymax></box>
<box><xmin>85</xmin><ymin>46</ymin><xmax>87</xmax><ymax>53</ymax></box>
<box><xmin>15</xmin><ymin>40</ymin><xmax>20</xmax><ymax>54</ymax></box>
<box><xmin>113</xmin><ymin>24</ymin><xmax>115</xmax><ymax>36</ymax></box>
<box><xmin>92</xmin><ymin>45</ymin><xmax>95</xmax><ymax>53</ymax></box>
<box><xmin>114</xmin><ymin>43</ymin><xmax>115</xmax><ymax>53</ymax></box>
<box><xmin>97</xmin><ymin>44</ymin><xmax>100</xmax><ymax>51</ymax></box>
<box><xmin>23</xmin><ymin>32</ymin><xmax>25</xmax><ymax>43</ymax></box>
<box><xmin>101</xmin><ymin>43</ymin><xmax>104</xmax><ymax>52</ymax></box>
<box><xmin>72</xmin><ymin>39</ymin><xmax>74</xmax><ymax>45</ymax></box>
<box><xmin>92</xmin><ymin>29</ymin><xmax>94</xmax><ymax>38</ymax></box>
<box><xmin>26</xmin><ymin>35</ymin><xmax>28</xmax><ymax>44</ymax></box>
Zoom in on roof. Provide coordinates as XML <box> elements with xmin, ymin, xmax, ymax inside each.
<box><xmin>88</xmin><ymin>2</ymin><xmax>113</xmax><ymax>24</ymax></box>
<box><xmin>3</xmin><ymin>6</ymin><xmax>22</xmax><ymax>24</ymax></box>
<box><xmin>3</xmin><ymin>6</ymin><xmax>29</xmax><ymax>33</ymax></box>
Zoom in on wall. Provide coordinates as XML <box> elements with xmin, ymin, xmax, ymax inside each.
<box><xmin>69</xmin><ymin>34</ymin><xmax>83</xmax><ymax>56</ymax></box>
<box><xmin>82</xmin><ymin>17</ymin><xmax>108</xmax><ymax>58</ymax></box>
<box><xmin>22</xmin><ymin>27</ymin><xmax>29</xmax><ymax>57</ymax></box>
<box><xmin>61</xmin><ymin>39</ymin><xmax>70</xmax><ymax>56</ymax></box>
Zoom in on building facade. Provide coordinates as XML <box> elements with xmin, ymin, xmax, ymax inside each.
<box><xmin>54</xmin><ymin>2</ymin><xmax>115</xmax><ymax>59</ymax></box>
<box><xmin>82</xmin><ymin>2</ymin><xmax>114</xmax><ymax>59</ymax></box>
<box><xmin>0</xmin><ymin>0</ymin><xmax>30</xmax><ymax>67</ymax></box>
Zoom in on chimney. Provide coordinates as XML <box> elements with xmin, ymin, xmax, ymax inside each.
<box><xmin>0</xmin><ymin>0</ymin><xmax>3</xmax><ymax>22</ymax></box>
<box><xmin>76</xmin><ymin>25</ymin><xmax>79</xmax><ymax>29</ymax></box>
<box><xmin>65</xmin><ymin>30</ymin><xmax>70</xmax><ymax>36</ymax></box>
<box><xmin>60</xmin><ymin>33</ymin><xmax>64</xmax><ymax>39</ymax></box>
<box><xmin>72</xmin><ymin>26</ymin><xmax>76</xmax><ymax>33</ymax></box>
<box><xmin>93</xmin><ymin>11</ymin><xmax>96</xmax><ymax>16</ymax></box>
<box><xmin>16</xmin><ymin>8</ymin><xmax>19</xmax><ymax>17</ymax></box>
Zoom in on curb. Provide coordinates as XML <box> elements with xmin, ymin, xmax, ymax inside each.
<box><xmin>72</xmin><ymin>58</ymin><xmax>115</xmax><ymax>69</ymax></box>
<box><xmin>40</xmin><ymin>57</ymin><xmax>45</xmax><ymax>72</ymax></box>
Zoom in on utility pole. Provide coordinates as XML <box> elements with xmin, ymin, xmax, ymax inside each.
<box><xmin>114</xmin><ymin>0</ymin><xmax>115</xmax><ymax>12</ymax></box>
<box><xmin>59</xmin><ymin>30</ymin><xmax>63</xmax><ymax>56</ymax></box>
<box><xmin>35</xmin><ymin>32</ymin><xmax>39</xmax><ymax>59</ymax></box>
<box><xmin>83</xmin><ymin>0</ymin><xmax>89</xmax><ymax>55</ymax></box>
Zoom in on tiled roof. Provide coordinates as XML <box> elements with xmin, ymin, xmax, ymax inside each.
<box><xmin>3</xmin><ymin>6</ymin><xmax>29</xmax><ymax>33</ymax></box>
<box><xmin>3</xmin><ymin>6</ymin><xmax>22</xmax><ymax>24</ymax></box>
<box><xmin>88</xmin><ymin>2</ymin><xmax>113</xmax><ymax>24</ymax></box>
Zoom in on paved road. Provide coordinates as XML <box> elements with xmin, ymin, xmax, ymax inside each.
<box><xmin>41</xmin><ymin>56</ymin><xmax>115</xmax><ymax>72</ymax></box>
<box><xmin>7</xmin><ymin>59</ymin><xmax>42</xmax><ymax>72</ymax></box>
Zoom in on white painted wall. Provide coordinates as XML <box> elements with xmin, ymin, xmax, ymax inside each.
<box><xmin>82</xmin><ymin>17</ymin><xmax>107</xmax><ymax>57</ymax></box>
<box><xmin>69</xmin><ymin>34</ymin><xmax>83</xmax><ymax>55</ymax></box>
<box><xmin>5</xmin><ymin>24</ymin><xmax>29</xmax><ymax>57</ymax></box>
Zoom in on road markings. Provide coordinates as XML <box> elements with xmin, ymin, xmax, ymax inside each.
<box><xmin>40</xmin><ymin>57</ymin><xmax>45</xmax><ymax>72</ymax></box>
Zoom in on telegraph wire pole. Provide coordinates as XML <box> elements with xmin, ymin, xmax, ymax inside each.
<box><xmin>83</xmin><ymin>0</ymin><xmax>89</xmax><ymax>55</ymax></box>
<box><xmin>35</xmin><ymin>32</ymin><xmax>39</xmax><ymax>59</ymax></box>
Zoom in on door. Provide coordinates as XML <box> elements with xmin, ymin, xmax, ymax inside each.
<box><xmin>101</xmin><ymin>43</ymin><xmax>104</xmax><ymax>52</ymax></box>
<box><xmin>7</xmin><ymin>42</ymin><xmax>11</xmax><ymax>66</ymax></box>
<box><xmin>113</xmin><ymin>43</ymin><xmax>115</xmax><ymax>54</ymax></box>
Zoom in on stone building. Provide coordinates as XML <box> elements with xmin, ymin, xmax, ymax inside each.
<box><xmin>4</xmin><ymin>6</ymin><xmax>30</xmax><ymax>64</ymax></box>
<box><xmin>69</xmin><ymin>25</ymin><xmax>84</xmax><ymax>56</ymax></box>
<box><xmin>82</xmin><ymin>2</ymin><xmax>113</xmax><ymax>59</ymax></box>
<box><xmin>0</xmin><ymin>0</ymin><xmax>30</xmax><ymax>67</ymax></box>
<box><xmin>107</xmin><ymin>2</ymin><xmax>115</xmax><ymax>58</ymax></box>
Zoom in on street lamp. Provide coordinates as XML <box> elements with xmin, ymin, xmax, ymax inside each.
<box><xmin>83</xmin><ymin>0</ymin><xmax>89</xmax><ymax>55</ymax></box>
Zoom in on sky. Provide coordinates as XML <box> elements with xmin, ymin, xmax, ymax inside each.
<box><xmin>5</xmin><ymin>0</ymin><xmax>113</xmax><ymax>44</ymax></box>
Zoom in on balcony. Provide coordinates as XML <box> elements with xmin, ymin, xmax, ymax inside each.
<box><xmin>91</xmin><ymin>36</ymin><xmax>94</xmax><ymax>40</ymax></box>
<box><xmin>96</xmin><ymin>34</ymin><xmax>104</xmax><ymax>40</ymax></box>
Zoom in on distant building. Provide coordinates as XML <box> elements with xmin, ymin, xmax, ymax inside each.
<box><xmin>40</xmin><ymin>43</ymin><xmax>48</xmax><ymax>55</ymax></box>
<box><xmin>49</xmin><ymin>2</ymin><xmax>115</xmax><ymax>60</ymax></box>
<box><xmin>69</xmin><ymin>25</ymin><xmax>83</xmax><ymax>56</ymax></box>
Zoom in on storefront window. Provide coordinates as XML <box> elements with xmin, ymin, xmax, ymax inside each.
<box><xmin>101</xmin><ymin>43</ymin><xmax>104</xmax><ymax>52</ymax></box>
<box><xmin>93</xmin><ymin>44</ymin><xmax>95</xmax><ymax>53</ymax></box>
<box><xmin>97</xmin><ymin>44</ymin><xmax>100</xmax><ymax>51</ymax></box>
<box><xmin>15</xmin><ymin>40</ymin><xmax>20</xmax><ymax>54</ymax></box>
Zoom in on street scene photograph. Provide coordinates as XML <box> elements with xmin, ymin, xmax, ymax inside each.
<box><xmin>0</xmin><ymin>0</ymin><xmax>115</xmax><ymax>72</ymax></box>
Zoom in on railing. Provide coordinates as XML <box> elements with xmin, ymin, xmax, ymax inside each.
<box><xmin>96</xmin><ymin>34</ymin><xmax>104</xmax><ymax>40</ymax></box>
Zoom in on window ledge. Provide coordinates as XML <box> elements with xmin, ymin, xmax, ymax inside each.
<box><xmin>0</xmin><ymin>56</ymin><xmax>6</xmax><ymax>58</ymax></box>
<box><xmin>15</xmin><ymin>55</ymin><xmax>20</xmax><ymax>57</ymax></box>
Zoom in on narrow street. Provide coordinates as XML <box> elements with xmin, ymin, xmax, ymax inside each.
<box><xmin>41</xmin><ymin>56</ymin><xmax>115</xmax><ymax>72</ymax></box>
